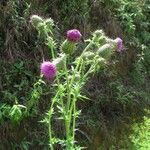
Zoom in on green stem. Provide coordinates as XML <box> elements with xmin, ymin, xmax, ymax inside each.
<box><xmin>48</xmin><ymin>93</ymin><xmax>58</xmax><ymax>150</ymax></box>
<box><xmin>47</xmin><ymin>47</ymin><xmax>60</xmax><ymax>149</ymax></box>
<box><xmin>69</xmin><ymin>41</ymin><xmax>93</xmax><ymax>90</ymax></box>
<box><xmin>48</xmin><ymin>102</ymin><xmax>54</xmax><ymax>150</ymax></box>
<box><xmin>65</xmin><ymin>56</ymin><xmax>71</xmax><ymax>111</ymax></box>
<box><xmin>61</xmin><ymin>41</ymin><xmax>93</xmax><ymax>148</ymax></box>
<box><xmin>51</xmin><ymin>46</ymin><xmax>55</xmax><ymax>59</ymax></box>
<box><xmin>72</xmin><ymin>99</ymin><xmax>76</xmax><ymax>141</ymax></box>
<box><xmin>46</xmin><ymin>34</ymin><xmax>55</xmax><ymax>59</ymax></box>
<box><xmin>64</xmin><ymin>56</ymin><xmax>71</xmax><ymax>143</ymax></box>
<box><xmin>83</xmin><ymin>65</ymin><xmax>94</xmax><ymax>78</ymax></box>
<box><xmin>65</xmin><ymin>42</ymin><xmax>93</xmax><ymax>145</ymax></box>
<box><xmin>48</xmin><ymin>81</ymin><xmax>65</xmax><ymax>149</ymax></box>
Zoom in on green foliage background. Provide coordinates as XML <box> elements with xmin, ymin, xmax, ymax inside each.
<box><xmin>0</xmin><ymin>0</ymin><xmax>150</xmax><ymax>149</ymax></box>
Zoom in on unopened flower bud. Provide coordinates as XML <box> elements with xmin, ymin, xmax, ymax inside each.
<box><xmin>94</xmin><ymin>30</ymin><xmax>105</xmax><ymax>37</ymax></box>
<box><xmin>30</xmin><ymin>15</ymin><xmax>43</xmax><ymax>27</ymax></box>
<box><xmin>61</xmin><ymin>39</ymin><xmax>76</xmax><ymax>54</ymax></box>
<box><xmin>53</xmin><ymin>54</ymin><xmax>66</xmax><ymax>70</ymax></box>
<box><xmin>45</xmin><ymin>18</ymin><xmax>54</xmax><ymax>30</ymax></box>
<box><xmin>97</xmin><ymin>57</ymin><xmax>106</xmax><ymax>67</ymax></box>
<box><xmin>68</xmin><ymin>74</ymin><xmax>80</xmax><ymax>81</ymax></box>
<box><xmin>97</xmin><ymin>44</ymin><xmax>112</xmax><ymax>59</ymax></box>
<box><xmin>82</xmin><ymin>51</ymin><xmax>95</xmax><ymax>60</ymax></box>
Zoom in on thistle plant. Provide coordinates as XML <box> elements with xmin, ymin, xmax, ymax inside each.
<box><xmin>30</xmin><ymin>15</ymin><xmax>124</xmax><ymax>150</ymax></box>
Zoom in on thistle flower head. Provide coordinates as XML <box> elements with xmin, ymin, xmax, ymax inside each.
<box><xmin>67</xmin><ymin>29</ymin><xmax>82</xmax><ymax>42</ymax></box>
<box><xmin>114</xmin><ymin>37</ymin><xmax>123</xmax><ymax>52</ymax></box>
<box><xmin>40</xmin><ymin>61</ymin><xmax>57</xmax><ymax>80</ymax></box>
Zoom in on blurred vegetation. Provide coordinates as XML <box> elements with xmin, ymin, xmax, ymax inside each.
<box><xmin>0</xmin><ymin>0</ymin><xmax>150</xmax><ymax>149</ymax></box>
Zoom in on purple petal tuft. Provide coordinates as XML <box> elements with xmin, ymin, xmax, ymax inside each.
<box><xmin>40</xmin><ymin>61</ymin><xmax>57</xmax><ymax>80</ymax></box>
<box><xmin>67</xmin><ymin>29</ymin><xmax>82</xmax><ymax>42</ymax></box>
<box><xmin>115</xmin><ymin>37</ymin><xmax>123</xmax><ymax>52</ymax></box>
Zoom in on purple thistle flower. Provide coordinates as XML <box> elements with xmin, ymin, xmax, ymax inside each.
<box><xmin>40</xmin><ymin>61</ymin><xmax>57</xmax><ymax>80</ymax></box>
<box><xmin>115</xmin><ymin>37</ymin><xmax>123</xmax><ymax>52</ymax></box>
<box><xmin>67</xmin><ymin>29</ymin><xmax>82</xmax><ymax>42</ymax></box>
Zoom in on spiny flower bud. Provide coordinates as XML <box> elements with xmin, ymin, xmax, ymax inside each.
<box><xmin>45</xmin><ymin>18</ymin><xmax>54</xmax><ymax>26</ymax></box>
<box><xmin>67</xmin><ymin>29</ymin><xmax>82</xmax><ymax>42</ymax></box>
<box><xmin>68</xmin><ymin>74</ymin><xmax>80</xmax><ymax>81</ymax></box>
<box><xmin>82</xmin><ymin>51</ymin><xmax>95</xmax><ymax>60</ymax></box>
<box><xmin>97</xmin><ymin>44</ymin><xmax>112</xmax><ymax>59</ymax></box>
<box><xmin>53</xmin><ymin>54</ymin><xmax>66</xmax><ymax>70</ymax></box>
<box><xmin>30</xmin><ymin>15</ymin><xmax>43</xmax><ymax>27</ymax></box>
<box><xmin>45</xmin><ymin>18</ymin><xmax>54</xmax><ymax>31</ymax></box>
<box><xmin>91</xmin><ymin>30</ymin><xmax>106</xmax><ymax>45</ymax></box>
<box><xmin>97</xmin><ymin>57</ymin><xmax>106</xmax><ymax>66</ymax></box>
<box><xmin>40</xmin><ymin>61</ymin><xmax>57</xmax><ymax>80</ymax></box>
<box><xmin>94</xmin><ymin>30</ymin><xmax>105</xmax><ymax>37</ymax></box>
<box><xmin>61</xmin><ymin>39</ymin><xmax>76</xmax><ymax>54</ymax></box>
